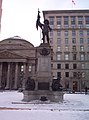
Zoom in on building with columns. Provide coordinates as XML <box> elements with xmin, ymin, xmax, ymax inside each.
<box><xmin>43</xmin><ymin>10</ymin><xmax>89</xmax><ymax>92</ymax></box>
<box><xmin>0</xmin><ymin>36</ymin><xmax>36</xmax><ymax>90</ymax></box>
<box><xmin>0</xmin><ymin>0</ymin><xmax>2</xmax><ymax>32</ymax></box>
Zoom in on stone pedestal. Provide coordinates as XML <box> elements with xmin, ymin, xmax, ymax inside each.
<box><xmin>36</xmin><ymin>43</ymin><xmax>52</xmax><ymax>91</ymax></box>
<box><xmin>23</xmin><ymin>90</ymin><xmax>64</xmax><ymax>102</ymax></box>
<box><xmin>23</xmin><ymin>43</ymin><xmax>64</xmax><ymax>102</ymax></box>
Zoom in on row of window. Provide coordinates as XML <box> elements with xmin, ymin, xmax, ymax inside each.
<box><xmin>49</xmin><ymin>16</ymin><xmax>89</xmax><ymax>28</ymax></box>
<box><xmin>57</xmin><ymin>53</ymin><xmax>89</xmax><ymax>61</ymax></box>
<box><xmin>57</xmin><ymin>63</ymin><xmax>85</xmax><ymax>69</ymax></box>
<box><xmin>55</xmin><ymin>45</ymin><xmax>89</xmax><ymax>52</ymax></box>
<box><xmin>50</xmin><ymin>38</ymin><xmax>89</xmax><ymax>46</ymax></box>
<box><xmin>50</xmin><ymin>30</ymin><xmax>89</xmax><ymax>37</ymax></box>
<box><xmin>57</xmin><ymin>71</ymin><xmax>85</xmax><ymax>78</ymax></box>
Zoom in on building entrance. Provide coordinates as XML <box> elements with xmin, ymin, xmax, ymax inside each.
<box><xmin>73</xmin><ymin>81</ymin><xmax>78</xmax><ymax>91</ymax></box>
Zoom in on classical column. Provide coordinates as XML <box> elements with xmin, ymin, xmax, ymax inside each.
<box><xmin>14</xmin><ymin>62</ymin><xmax>18</xmax><ymax>89</ymax></box>
<box><xmin>0</xmin><ymin>63</ymin><xmax>2</xmax><ymax>88</ymax></box>
<box><xmin>35</xmin><ymin>80</ymin><xmax>38</xmax><ymax>90</ymax></box>
<box><xmin>22</xmin><ymin>63</ymin><xmax>27</xmax><ymax>90</ymax></box>
<box><xmin>5</xmin><ymin>63</ymin><xmax>10</xmax><ymax>89</ymax></box>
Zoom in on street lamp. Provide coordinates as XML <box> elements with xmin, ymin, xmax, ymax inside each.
<box><xmin>18</xmin><ymin>71</ymin><xmax>24</xmax><ymax>92</ymax></box>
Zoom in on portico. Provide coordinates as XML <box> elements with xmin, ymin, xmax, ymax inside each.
<box><xmin>0</xmin><ymin>36</ymin><xmax>36</xmax><ymax>90</ymax></box>
<box><xmin>0</xmin><ymin>61</ymin><xmax>28</xmax><ymax>90</ymax></box>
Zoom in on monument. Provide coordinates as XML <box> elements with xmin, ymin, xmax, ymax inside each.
<box><xmin>23</xmin><ymin>10</ymin><xmax>64</xmax><ymax>102</ymax></box>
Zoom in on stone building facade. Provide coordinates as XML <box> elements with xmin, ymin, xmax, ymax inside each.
<box><xmin>0</xmin><ymin>36</ymin><xmax>36</xmax><ymax>90</ymax></box>
<box><xmin>43</xmin><ymin>10</ymin><xmax>89</xmax><ymax>92</ymax></box>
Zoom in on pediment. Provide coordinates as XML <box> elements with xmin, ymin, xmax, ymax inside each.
<box><xmin>0</xmin><ymin>51</ymin><xmax>25</xmax><ymax>59</ymax></box>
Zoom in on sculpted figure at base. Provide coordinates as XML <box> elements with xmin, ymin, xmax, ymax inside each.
<box><xmin>36</xmin><ymin>9</ymin><xmax>52</xmax><ymax>44</ymax></box>
<box><xmin>25</xmin><ymin>77</ymin><xmax>35</xmax><ymax>91</ymax></box>
<box><xmin>52</xmin><ymin>77</ymin><xmax>63</xmax><ymax>91</ymax></box>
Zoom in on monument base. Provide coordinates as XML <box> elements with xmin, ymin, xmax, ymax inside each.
<box><xmin>23</xmin><ymin>90</ymin><xmax>64</xmax><ymax>102</ymax></box>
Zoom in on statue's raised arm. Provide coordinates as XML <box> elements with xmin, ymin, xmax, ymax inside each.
<box><xmin>36</xmin><ymin>9</ymin><xmax>52</xmax><ymax>44</ymax></box>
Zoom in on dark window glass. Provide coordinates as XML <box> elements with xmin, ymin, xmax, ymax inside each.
<box><xmin>65</xmin><ymin>72</ymin><xmax>69</xmax><ymax>77</ymax></box>
<box><xmin>65</xmin><ymin>64</ymin><xmax>69</xmax><ymax>69</ymax></box>
<box><xmin>73</xmin><ymin>54</ymin><xmax>76</xmax><ymax>60</ymax></box>
<box><xmin>57</xmin><ymin>64</ymin><xmax>61</xmax><ymax>69</ymax></box>
<box><xmin>57</xmin><ymin>72</ymin><xmax>61</xmax><ymax>78</ymax></box>
<box><xmin>73</xmin><ymin>64</ymin><xmax>77</xmax><ymax>69</ymax></box>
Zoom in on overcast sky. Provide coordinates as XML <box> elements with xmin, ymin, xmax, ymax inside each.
<box><xmin>0</xmin><ymin>0</ymin><xmax>89</xmax><ymax>46</ymax></box>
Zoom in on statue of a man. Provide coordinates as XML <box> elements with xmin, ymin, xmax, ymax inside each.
<box><xmin>36</xmin><ymin>10</ymin><xmax>52</xmax><ymax>44</ymax></box>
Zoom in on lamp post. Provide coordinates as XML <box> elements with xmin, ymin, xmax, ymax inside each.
<box><xmin>19</xmin><ymin>71</ymin><xmax>24</xmax><ymax>92</ymax></box>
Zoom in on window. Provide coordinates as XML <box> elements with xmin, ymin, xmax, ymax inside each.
<box><xmin>71</xmin><ymin>16</ymin><xmax>76</xmax><ymax>26</ymax></box>
<box><xmin>80</xmin><ymin>38</ymin><xmax>84</xmax><ymax>44</ymax></box>
<box><xmin>81</xmin><ymin>63</ymin><xmax>85</xmax><ymax>69</ymax></box>
<box><xmin>65</xmin><ymin>38</ymin><xmax>68</xmax><ymax>45</ymax></box>
<box><xmin>79</xmin><ymin>30</ymin><xmax>83</xmax><ymax>36</ymax></box>
<box><xmin>78</xmin><ymin>16</ymin><xmax>83</xmax><ymax>28</ymax></box>
<box><xmin>72</xmin><ymin>46</ymin><xmax>76</xmax><ymax>51</ymax></box>
<box><xmin>64</xmin><ymin>16</ymin><xmax>69</xmax><ymax>21</ymax></box>
<box><xmin>65</xmin><ymin>72</ymin><xmax>69</xmax><ymax>77</ymax></box>
<box><xmin>56</xmin><ymin>16</ymin><xmax>61</xmax><ymax>28</ymax></box>
<box><xmin>87</xmin><ymin>30</ymin><xmax>89</xmax><ymax>36</ymax></box>
<box><xmin>65</xmin><ymin>46</ymin><xmax>69</xmax><ymax>51</ymax></box>
<box><xmin>88</xmin><ymin>45</ymin><xmax>89</xmax><ymax>51</ymax></box>
<box><xmin>82</xmin><ymin>72</ymin><xmax>85</xmax><ymax>78</ymax></box>
<box><xmin>64</xmin><ymin>30</ymin><xmax>68</xmax><ymax>36</ymax></box>
<box><xmin>85</xmin><ymin>16</ymin><xmax>89</xmax><ymax>28</ymax></box>
<box><xmin>87</xmin><ymin>54</ymin><xmax>89</xmax><ymax>60</ymax></box>
<box><xmin>64</xmin><ymin>16</ymin><xmax>69</xmax><ymax>28</ymax></box>
<box><xmin>51</xmin><ymin>64</ymin><xmax>53</xmax><ymax>68</ymax></box>
<box><xmin>57</xmin><ymin>72</ymin><xmax>61</xmax><ymax>78</ymax></box>
<box><xmin>29</xmin><ymin>65</ymin><xmax>32</xmax><ymax>72</ymax></box>
<box><xmin>78</xmin><ymin>16</ymin><xmax>83</xmax><ymax>21</ymax></box>
<box><xmin>65</xmin><ymin>64</ymin><xmax>69</xmax><ymax>69</ymax></box>
<box><xmin>87</xmin><ymin>38</ymin><xmax>89</xmax><ymax>44</ymax></box>
<box><xmin>57</xmin><ymin>54</ymin><xmax>61</xmax><ymax>60</ymax></box>
<box><xmin>49</xmin><ymin>16</ymin><xmax>54</xmax><ymax>25</ymax></box>
<box><xmin>57</xmin><ymin>30</ymin><xmax>61</xmax><ymax>36</ymax></box>
<box><xmin>72</xmin><ymin>30</ymin><xmax>76</xmax><ymax>36</ymax></box>
<box><xmin>73</xmin><ymin>54</ymin><xmax>77</xmax><ymax>60</ymax></box>
<box><xmin>57</xmin><ymin>64</ymin><xmax>61</xmax><ymax>69</ymax></box>
<box><xmin>73</xmin><ymin>72</ymin><xmax>77</xmax><ymax>78</ymax></box>
<box><xmin>73</xmin><ymin>64</ymin><xmax>77</xmax><ymax>69</ymax></box>
<box><xmin>71</xmin><ymin>16</ymin><xmax>76</xmax><ymax>21</ymax></box>
<box><xmin>72</xmin><ymin>38</ymin><xmax>76</xmax><ymax>44</ymax></box>
<box><xmin>56</xmin><ymin>16</ymin><xmax>61</xmax><ymax>24</ymax></box>
<box><xmin>65</xmin><ymin>54</ymin><xmax>69</xmax><ymax>60</ymax></box>
<box><xmin>57</xmin><ymin>38</ymin><xmax>61</xmax><ymax>45</ymax></box>
<box><xmin>21</xmin><ymin>65</ymin><xmax>24</xmax><ymax>72</ymax></box>
<box><xmin>57</xmin><ymin>46</ymin><xmax>61</xmax><ymax>51</ymax></box>
<box><xmin>80</xmin><ymin>45</ymin><xmax>84</xmax><ymax>51</ymax></box>
<box><xmin>80</xmin><ymin>54</ymin><xmax>85</xmax><ymax>60</ymax></box>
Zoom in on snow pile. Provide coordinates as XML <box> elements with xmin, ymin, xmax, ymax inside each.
<box><xmin>0</xmin><ymin>91</ymin><xmax>89</xmax><ymax>120</ymax></box>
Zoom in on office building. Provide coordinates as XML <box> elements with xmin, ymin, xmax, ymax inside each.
<box><xmin>43</xmin><ymin>10</ymin><xmax>89</xmax><ymax>91</ymax></box>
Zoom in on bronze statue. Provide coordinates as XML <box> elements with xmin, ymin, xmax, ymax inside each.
<box><xmin>36</xmin><ymin>9</ymin><xmax>52</xmax><ymax>44</ymax></box>
<box><xmin>51</xmin><ymin>77</ymin><xmax>62</xmax><ymax>91</ymax></box>
<box><xmin>25</xmin><ymin>77</ymin><xmax>35</xmax><ymax>91</ymax></box>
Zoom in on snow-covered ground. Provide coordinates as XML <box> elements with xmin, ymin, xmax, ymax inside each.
<box><xmin>0</xmin><ymin>91</ymin><xmax>89</xmax><ymax>120</ymax></box>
